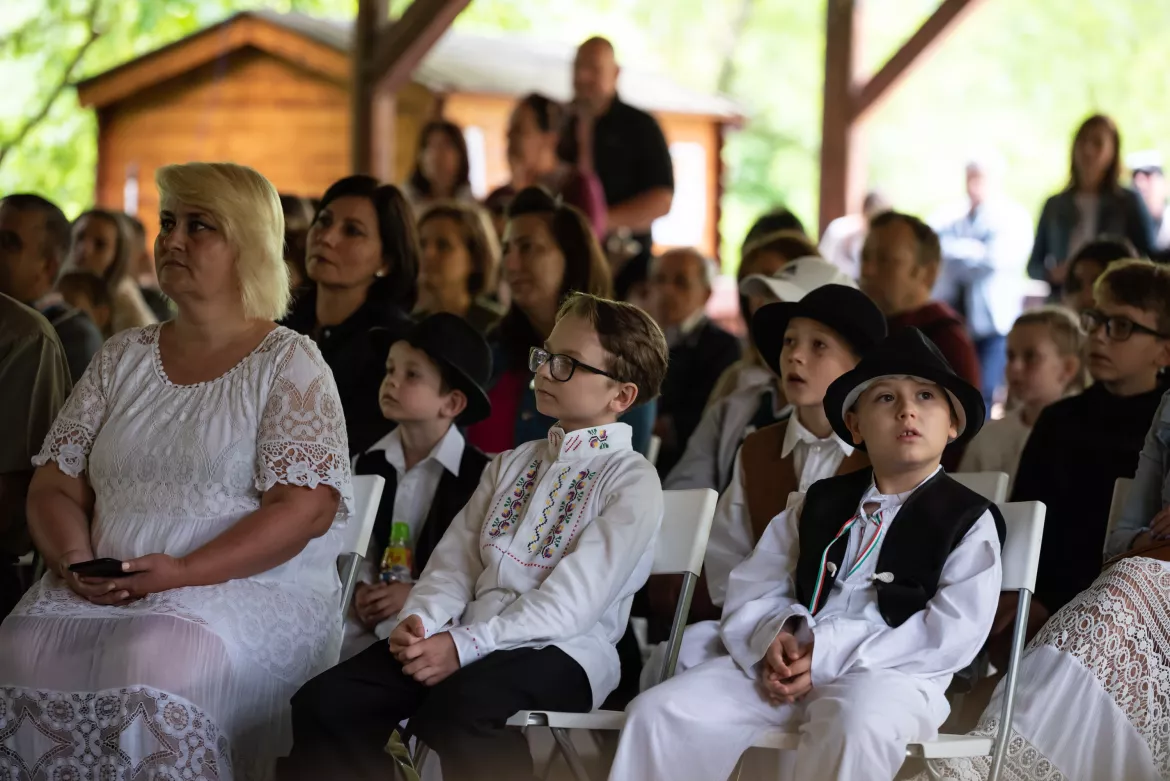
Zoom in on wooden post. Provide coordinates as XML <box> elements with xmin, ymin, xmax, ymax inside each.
<box><xmin>351</xmin><ymin>0</ymin><xmax>388</xmax><ymax>175</ymax></box>
<box><xmin>817</xmin><ymin>0</ymin><xmax>984</xmax><ymax>235</ymax></box>
<box><xmin>818</xmin><ymin>0</ymin><xmax>864</xmax><ymax>237</ymax></box>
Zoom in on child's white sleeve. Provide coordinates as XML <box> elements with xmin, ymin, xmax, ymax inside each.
<box><xmin>703</xmin><ymin>451</ymin><xmax>756</xmax><ymax>608</ymax></box>
<box><xmin>719</xmin><ymin>492</ymin><xmax>812</xmax><ymax>674</ymax></box>
<box><xmin>446</xmin><ymin>460</ymin><xmax>663</xmax><ymax>666</ymax></box>
<box><xmin>397</xmin><ymin>456</ymin><xmax>501</xmax><ymax>636</ymax></box>
<box><xmin>810</xmin><ymin>509</ymin><xmax>1002</xmax><ymax>687</ymax></box>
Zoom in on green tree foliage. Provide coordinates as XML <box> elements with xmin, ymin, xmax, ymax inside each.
<box><xmin>4</xmin><ymin>0</ymin><xmax>1170</xmax><ymax>269</ymax></box>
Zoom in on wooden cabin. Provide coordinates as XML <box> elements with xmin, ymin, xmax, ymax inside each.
<box><xmin>76</xmin><ymin>10</ymin><xmax>740</xmax><ymax>256</ymax></box>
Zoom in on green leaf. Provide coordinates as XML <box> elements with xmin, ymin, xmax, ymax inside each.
<box><xmin>384</xmin><ymin>729</ymin><xmax>420</xmax><ymax>781</ymax></box>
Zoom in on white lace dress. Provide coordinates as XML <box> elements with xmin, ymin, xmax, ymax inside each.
<box><xmin>0</xmin><ymin>325</ymin><xmax>354</xmax><ymax>781</ymax></box>
<box><xmin>915</xmin><ymin>558</ymin><xmax>1170</xmax><ymax>781</ymax></box>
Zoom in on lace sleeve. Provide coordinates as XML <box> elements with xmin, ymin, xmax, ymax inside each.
<box><xmin>256</xmin><ymin>335</ymin><xmax>354</xmax><ymax>523</ymax></box>
<box><xmin>31</xmin><ymin>332</ymin><xmax>123</xmax><ymax>477</ymax></box>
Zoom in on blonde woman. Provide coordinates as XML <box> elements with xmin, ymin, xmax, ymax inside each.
<box><xmin>0</xmin><ymin>163</ymin><xmax>353</xmax><ymax>780</ymax></box>
<box><xmin>69</xmin><ymin>207</ymin><xmax>158</xmax><ymax>334</ymax></box>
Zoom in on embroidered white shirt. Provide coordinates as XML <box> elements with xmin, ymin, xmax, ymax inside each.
<box><xmin>399</xmin><ymin>422</ymin><xmax>664</xmax><ymax>708</ymax></box>
<box><xmin>719</xmin><ymin>467</ymin><xmax>1002</xmax><ymax>701</ymax></box>
<box><xmin>704</xmin><ymin>417</ymin><xmax>854</xmax><ymax>607</ymax></box>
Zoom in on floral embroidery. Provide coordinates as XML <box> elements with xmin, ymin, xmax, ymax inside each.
<box><xmin>540</xmin><ymin>469</ymin><xmax>596</xmax><ymax>558</ymax></box>
<box><xmin>487</xmin><ymin>458</ymin><xmax>540</xmax><ymax>538</ymax></box>
<box><xmin>588</xmin><ymin>428</ymin><xmax>609</xmax><ymax>450</ymax></box>
<box><xmin>529</xmin><ymin>466</ymin><xmax>570</xmax><ymax>552</ymax></box>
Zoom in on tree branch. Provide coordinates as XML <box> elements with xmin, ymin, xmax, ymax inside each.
<box><xmin>0</xmin><ymin>0</ymin><xmax>102</xmax><ymax>170</ymax></box>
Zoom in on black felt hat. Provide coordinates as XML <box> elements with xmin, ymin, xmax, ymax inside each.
<box><xmin>823</xmin><ymin>327</ymin><xmax>986</xmax><ymax>450</ymax></box>
<box><xmin>751</xmin><ymin>284</ymin><xmax>888</xmax><ymax>378</ymax></box>
<box><xmin>370</xmin><ymin>313</ymin><xmax>493</xmax><ymax>425</ymax></box>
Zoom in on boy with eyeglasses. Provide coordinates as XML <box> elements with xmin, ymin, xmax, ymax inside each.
<box><xmin>1011</xmin><ymin>259</ymin><xmax>1170</xmax><ymax>620</ymax></box>
<box><xmin>282</xmin><ymin>292</ymin><xmax>669</xmax><ymax>781</ymax></box>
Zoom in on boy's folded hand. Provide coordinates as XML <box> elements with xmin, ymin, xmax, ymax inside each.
<box><xmin>399</xmin><ymin>631</ymin><xmax>461</xmax><ymax>686</ymax></box>
<box><xmin>388</xmin><ymin>614</ymin><xmax>426</xmax><ymax>655</ymax></box>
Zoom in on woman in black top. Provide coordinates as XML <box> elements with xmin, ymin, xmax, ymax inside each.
<box><xmin>283</xmin><ymin>176</ymin><xmax>419</xmax><ymax>455</ymax></box>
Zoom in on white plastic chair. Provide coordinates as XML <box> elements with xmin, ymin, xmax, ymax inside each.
<box><xmin>741</xmin><ymin>500</ymin><xmax>1046</xmax><ymax>781</ymax></box>
<box><xmin>337</xmin><ymin>474</ymin><xmax>386</xmax><ymax>612</ymax></box>
<box><xmin>646</xmin><ymin>435</ymin><xmax>662</xmax><ymax>467</ymax></box>
<box><xmin>506</xmin><ymin>488</ymin><xmax>719</xmax><ymax>781</ymax></box>
<box><xmin>1104</xmin><ymin>477</ymin><xmax>1134</xmax><ymax>555</ymax></box>
<box><xmin>950</xmin><ymin>471</ymin><xmax>1009</xmax><ymax>503</ymax></box>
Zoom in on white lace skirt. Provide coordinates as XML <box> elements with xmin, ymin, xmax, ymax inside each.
<box><xmin>0</xmin><ymin>574</ymin><xmax>342</xmax><ymax>781</ymax></box>
<box><xmin>914</xmin><ymin>558</ymin><xmax>1170</xmax><ymax>781</ymax></box>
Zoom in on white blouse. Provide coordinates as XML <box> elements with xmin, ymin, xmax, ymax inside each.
<box><xmin>400</xmin><ymin>422</ymin><xmax>664</xmax><ymax>708</ymax></box>
<box><xmin>720</xmin><ymin>468</ymin><xmax>1002</xmax><ymax>705</ymax></box>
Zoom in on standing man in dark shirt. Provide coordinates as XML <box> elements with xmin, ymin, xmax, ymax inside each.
<box><xmin>569</xmin><ymin>36</ymin><xmax>675</xmax><ymax>301</ymax></box>
<box><xmin>0</xmin><ymin>194</ymin><xmax>103</xmax><ymax>382</ymax></box>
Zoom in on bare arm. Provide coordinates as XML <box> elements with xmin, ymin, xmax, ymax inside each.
<box><xmin>27</xmin><ymin>460</ymin><xmax>96</xmax><ymax>573</ymax></box>
<box><xmin>607</xmin><ymin>187</ymin><xmax>674</xmax><ymax>233</ymax></box>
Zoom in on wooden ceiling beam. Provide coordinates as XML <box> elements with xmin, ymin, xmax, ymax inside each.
<box><xmin>369</xmin><ymin>0</ymin><xmax>471</xmax><ymax>92</ymax></box>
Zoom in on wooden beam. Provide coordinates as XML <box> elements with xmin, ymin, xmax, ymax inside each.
<box><xmin>853</xmin><ymin>0</ymin><xmax>983</xmax><ymax>121</ymax></box>
<box><xmin>818</xmin><ymin>0</ymin><xmax>865</xmax><ymax>236</ymax></box>
<box><xmin>370</xmin><ymin>0</ymin><xmax>470</xmax><ymax>93</ymax></box>
<box><xmin>351</xmin><ymin>0</ymin><xmax>388</xmax><ymax>174</ymax></box>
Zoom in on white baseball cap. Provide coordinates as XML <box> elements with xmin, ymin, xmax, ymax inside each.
<box><xmin>739</xmin><ymin>256</ymin><xmax>857</xmax><ymax>303</ymax></box>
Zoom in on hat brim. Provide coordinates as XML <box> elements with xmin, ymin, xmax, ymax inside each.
<box><xmin>738</xmin><ymin>275</ymin><xmax>807</xmax><ymax>304</ymax></box>
<box><xmin>824</xmin><ymin>367</ymin><xmax>986</xmax><ymax>452</ymax></box>
<box><xmin>751</xmin><ymin>297</ymin><xmax>882</xmax><ymax>379</ymax></box>
<box><xmin>369</xmin><ymin>326</ymin><xmax>492</xmax><ymax>426</ymax></box>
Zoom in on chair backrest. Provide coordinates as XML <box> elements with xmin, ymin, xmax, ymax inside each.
<box><xmin>1105</xmin><ymin>477</ymin><xmax>1134</xmax><ymax>547</ymax></box>
<box><xmin>646</xmin><ymin>435</ymin><xmax>662</xmax><ymax>467</ymax></box>
<box><xmin>652</xmin><ymin>488</ymin><xmax>718</xmax><ymax>576</ymax></box>
<box><xmin>951</xmin><ymin>471</ymin><xmax>1009</xmax><ymax>503</ymax></box>
<box><xmin>997</xmin><ymin>500</ymin><xmax>1046</xmax><ymax>592</ymax></box>
<box><xmin>343</xmin><ymin>475</ymin><xmax>386</xmax><ymax>557</ymax></box>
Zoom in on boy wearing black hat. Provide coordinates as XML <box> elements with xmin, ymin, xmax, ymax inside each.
<box><xmin>643</xmin><ymin>284</ymin><xmax>884</xmax><ymax>681</ymax></box>
<box><xmin>337</xmin><ymin>313</ymin><xmax>494</xmax><ymax>660</ymax></box>
<box><xmin>609</xmin><ymin>327</ymin><xmax>1005</xmax><ymax>781</ymax></box>
<box><xmin>283</xmin><ymin>293</ymin><xmax>669</xmax><ymax>781</ymax></box>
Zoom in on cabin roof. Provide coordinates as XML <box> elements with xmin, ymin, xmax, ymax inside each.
<box><xmin>77</xmin><ymin>10</ymin><xmax>741</xmax><ymax>120</ymax></box>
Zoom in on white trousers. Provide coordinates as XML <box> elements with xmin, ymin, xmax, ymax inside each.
<box><xmin>609</xmin><ymin>655</ymin><xmax>946</xmax><ymax>781</ymax></box>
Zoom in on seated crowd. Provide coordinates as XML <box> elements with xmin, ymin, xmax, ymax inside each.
<box><xmin>4</xmin><ymin>35</ymin><xmax>1170</xmax><ymax>781</ymax></box>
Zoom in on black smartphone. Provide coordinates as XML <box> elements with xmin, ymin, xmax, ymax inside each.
<box><xmin>68</xmin><ymin>558</ymin><xmax>129</xmax><ymax>578</ymax></box>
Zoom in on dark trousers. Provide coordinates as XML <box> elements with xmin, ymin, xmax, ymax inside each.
<box><xmin>974</xmin><ymin>333</ymin><xmax>1008</xmax><ymax>415</ymax></box>
<box><xmin>280</xmin><ymin>642</ymin><xmax>593</xmax><ymax>781</ymax></box>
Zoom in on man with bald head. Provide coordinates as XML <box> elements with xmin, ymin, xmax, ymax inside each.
<box><xmin>567</xmin><ymin>36</ymin><xmax>675</xmax><ymax>301</ymax></box>
<box><xmin>651</xmin><ymin>247</ymin><xmax>740</xmax><ymax>475</ymax></box>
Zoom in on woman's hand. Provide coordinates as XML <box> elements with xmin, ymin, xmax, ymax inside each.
<box><xmin>57</xmin><ymin>549</ymin><xmax>135</xmax><ymax>606</ymax></box>
<box><xmin>354</xmin><ymin>581</ymin><xmax>412</xmax><ymax>629</ymax></box>
<box><xmin>118</xmin><ymin>553</ymin><xmax>191</xmax><ymax>599</ymax></box>
<box><xmin>1148</xmin><ymin>506</ymin><xmax>1170</xmax><ymax>540</ymax></box>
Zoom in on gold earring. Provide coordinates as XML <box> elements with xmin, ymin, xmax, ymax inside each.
<box><xmin>375</xmin><ymin>269</ymin><xmax>387</xmax><ymax>278</ymax></box>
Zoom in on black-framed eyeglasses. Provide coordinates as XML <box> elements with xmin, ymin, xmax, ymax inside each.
<box><xmin>529</xmin><ymin>347</ymin><xmax>618</xmax><ymax>383</ymax></box>
<box><xmin>1080</xmin><ymin>308</ymin><xmax>1170</xmax><ymax>342</ymax></box>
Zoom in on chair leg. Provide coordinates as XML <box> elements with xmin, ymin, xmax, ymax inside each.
<box><xmin>988</xmin><ymin>591</ymin><xmax>1032</xmax><ymax>781</ymax></box>
<box><xmin>551</xmin><ymin>727</ymin><xmax>592</xmax><ymax>781</ymax></box>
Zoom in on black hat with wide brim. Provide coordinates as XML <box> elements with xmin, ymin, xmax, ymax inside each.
<box><xmin>823</xmin><ymin>327</ymin><xmax>986</xmax><ymax>451</ymax></box>
<box><xmin>751</xmin><ymin>283</ymin><xmax>888</xmax><ymax>378</ymax></box>
<box><xmin>370</xmin><ymin>312</ymin><xmax>493</xmax><ymax>425</ymax></box>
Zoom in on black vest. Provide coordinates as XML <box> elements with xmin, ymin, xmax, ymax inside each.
<box><xmin>354</xmin><ymin>442</ymin><xmax>490</xmax><ymax>578</ymax></box>
<box><xmin>794</xmin><ymin>468</ymin><xmax>1006</xmax><ymax>627</ymax></box>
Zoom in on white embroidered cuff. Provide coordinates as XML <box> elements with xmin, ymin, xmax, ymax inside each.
<box><xmin>449</xmin><ymin>624</ymin><xmax>489</xmax><ymax>666</ymax></box>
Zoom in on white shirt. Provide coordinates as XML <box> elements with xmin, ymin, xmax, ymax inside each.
<box><xmin>958</xmin><ymin>406</ymin><xmax>1033</xmax><ymax>495</ymax></box>
<box><xmin>343</xmin><ymin>426</ymin><xmax>466</xmax><ymax>651</ymax></box>
<box><xmin>719</xmin><ymin>467</ymin><xmax>1002</xmax><ymax>702</ymax></box>
<box><xmin>400</xmin><ymin>422</ymin><xmax>664</xmax><ymax>708</ymax></box>
<box><xmin>704</xmin><ymin>417</ymin><xmax>854</xmax><ymax>607</ymax></box>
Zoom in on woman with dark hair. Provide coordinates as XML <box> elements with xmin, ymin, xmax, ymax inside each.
<box><xmin>68</xmin><ymin>208</ymin><xmax>157</xmax><ymax>333</ymax></box>
<box><xmin>465</xmin><ymin>186</ymin><xmax>655</xmax><ymax>456</ymax></box>
<box><xmin>404</xmin><ymin>120</ymin><xmax>473</xmax><ymax>210</ymax></box>
<box><xmin>485</xmin><ymin>92</ymin><xmax>607</xmax><ymax>236</ymax></box>
<box><xmin>283</xmin><ymin>175</ymin><xmax>419</xmax><ymax>455</ymax></box>
<box><xmin>281</xmin><ymin>193</ymin><xmax>315</xmax><ymax>294</ymax></box>
<box><xmin>415</xmin><ymin>201</ymin><xmax>505</xmax><ymax>332</ymax></box>
<box><xmin>1029</xmin><ymin>114</ymin><xmax>1155</xmax><ymax>298</ymax></box>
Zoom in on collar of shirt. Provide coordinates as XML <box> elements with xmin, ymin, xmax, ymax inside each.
<box><xmin>781</xmin><ymin>413</ymin><xmax>855</xmax><ymax>460</ymax></box>
<box><xmin>363</xmin><ymin>425</ymin><xmax>466</xmax><ymax>477</ymax></box>
<box><xmin>546</xmin><ymin>422</ymin><xmax>633</xmax><ymax>461</ymax></box>
<box><xmin>664</xmin><ymin>310</ymin><xmax>708</xmax><ymax>348</ymax></box>
<box><xmin>857</xmin><ymin>465</ymin><xmax>943</xmax><ymax>518</ymax></box>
